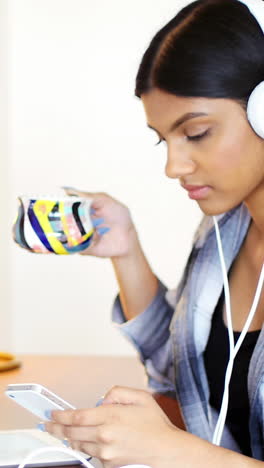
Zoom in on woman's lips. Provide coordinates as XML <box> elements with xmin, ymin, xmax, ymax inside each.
<box><xmin>182</xmin><ymin>184</ymin><xmax>212</xmax><ymax>200</ymax></box>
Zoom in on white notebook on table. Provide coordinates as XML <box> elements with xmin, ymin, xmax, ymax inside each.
<box><xmin>0</xmin><ymin>429</ymin><xmax>91</xmax><ymax>467</ymax></box>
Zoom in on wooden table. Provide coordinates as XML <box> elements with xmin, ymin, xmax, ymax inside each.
<box><xmin>0</xmin><ymin>355</ymin><xmax>184</xmax><ymax>467</ymax></box>
<box><xmin>0</xmin><ymin>355</ymin><xmax>147</xmax><ymax>468</ymax></box>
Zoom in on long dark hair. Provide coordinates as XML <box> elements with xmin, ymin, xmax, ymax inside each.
<box><xmin>135</xmin><ymin>0</ymin><xmax>264</xmax><ymax>107</ymax></box>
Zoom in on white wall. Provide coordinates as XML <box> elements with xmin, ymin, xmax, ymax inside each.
<box><xmin>0</xmin><ymin>0</ymin><xmax>12</xmax><ymax>350</ymax></box>
<box><xmin>6</xmin><ymin>0</ymin><xmax>202</xmax><ymax>355</ymax></box>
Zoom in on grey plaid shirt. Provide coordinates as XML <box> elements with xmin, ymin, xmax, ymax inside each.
<box><xmin>113</xmin><ymin>203</ymin><xmax>264</xmax><ymax>460</ymax></box>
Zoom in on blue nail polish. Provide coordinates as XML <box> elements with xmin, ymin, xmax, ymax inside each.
<box><xmin>44</xmin><ymin>410</ymin><xmax>52</xmax><ymax>420</ymax></box>
<box><xmin>62</xmin><ymin>439</ymin><xmax>70</xmax><ymax>447</ymax></box>
<box><xmin>90</xmin><ymin>208</ymin><xmax>96</xmax><ymax>215</ymax></box>
<box><xmin>95</xmin><ymin>397</ymin><xmax>104</xmax><ymax>407</ymax></box>
<box><xmin>97</xmin><ymin>227</ymin><xmax>110</xmax><ymax>236</ymax></box>
<box><xmin>37</xmin><ymin>423</ymin><xmax>45</xmax><ymax>432</ymax></box>
<box><xmin>92</xmin><ymin>217</ymin><xmax>105</xmax><ymax>227</ymax></box>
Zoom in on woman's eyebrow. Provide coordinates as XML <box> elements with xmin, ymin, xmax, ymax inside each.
<box><xmin>147</xmin><ymin>112</ymin><xmax>208</xmax><ymax>134</ymax></box>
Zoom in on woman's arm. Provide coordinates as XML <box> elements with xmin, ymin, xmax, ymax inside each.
<box><xmin>111</xmin><ymin>230</ymin><xmax>158</xmax><ymax>320</ymax></box>
<box><xmin>64</xmin><ymin>188</ymin><xmax>159</xmax><ymax>320</ymax></box>
<box><xmin>45</xmin><ymin>386</ymin><xmax>263</xmax><ymax>468</ymax></box>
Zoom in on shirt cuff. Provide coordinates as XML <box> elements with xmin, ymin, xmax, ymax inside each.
<box><xmin>112</xmin><ymin>280</ymin><xmax>174</xmax><ymax>360</ymax></box>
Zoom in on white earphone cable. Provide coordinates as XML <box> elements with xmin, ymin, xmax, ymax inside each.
<box><xmin>18</xmin><ymin>446</ymin><xmax>95</xmax><ymax>468</ymax></box>
<box><xmin>212</xmin><ymin>216</ymin><xmax>264</xmax><ymax>446</ymax></box>
<box><xmin>17</xmin><ymin>445</ymin><xmax>152</xmax><ymax>468</ymax></box>
<box><xmin>213</xmin><ymin>260</ymin><xmax>264</xmax><ymax>445</ymax></box>
<box><xmin>212</xmin><ymin>216</ymin><xmax>234</xmax><ymax>444</ymax></box>
<box><xmin>213</xmin><ymin>217</ymin><xmax>235</xmax><ymax>353</ymax></box>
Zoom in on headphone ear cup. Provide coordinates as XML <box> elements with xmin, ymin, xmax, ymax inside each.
<box><xmin>247</xmin><ymin>81</ymin><xmax>264</xmax><ymax>139</ymax></box>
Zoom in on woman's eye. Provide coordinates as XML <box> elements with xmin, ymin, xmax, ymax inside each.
<box><xmin>187</xmin><ymin>129</ymin><xmax>210</xmax><ymax>142</ymax></box>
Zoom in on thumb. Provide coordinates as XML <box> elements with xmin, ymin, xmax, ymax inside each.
<box><xmin>103</xmin><ymin>386</ymin><xmax>152</xmax><ymax>407</ymax></box>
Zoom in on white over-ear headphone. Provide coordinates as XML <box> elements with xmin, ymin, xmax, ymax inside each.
<box><xmin>238</xmin><ymin>0</ymin><xmax>264</xmax><ymax>138</ymax></box>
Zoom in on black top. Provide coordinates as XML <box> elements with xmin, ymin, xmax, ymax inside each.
<box><xmin>204</xmin><ymin>292</ymin><xmax>260</xmax><ymax>456</ymax></box>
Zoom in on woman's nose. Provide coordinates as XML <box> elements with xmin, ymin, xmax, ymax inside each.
<box><xmin>165</xmin><ymin>149</ymin><xmax>196</xmax><ymax>179</ymax></box>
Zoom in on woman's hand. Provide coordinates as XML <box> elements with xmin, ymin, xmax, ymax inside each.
<box><xmin>44</xmin><ymin>384</ymin><xmax>264</xmax><ymax>468</ymax></box>
<box><xmin>63</xmin><ymin>188</ymin><xmax>138</xmax><ymax>258</ymax></box>
<box><xmin>45</xmin><ymin>386</ymin><xmax>180</xmax><ymax>468</ymax></box>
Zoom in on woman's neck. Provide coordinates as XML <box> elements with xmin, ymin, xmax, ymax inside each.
<box><xmin>244</xmin><ymin>184</ymin><xmax>264</xmax><ymax>245</ymax></box>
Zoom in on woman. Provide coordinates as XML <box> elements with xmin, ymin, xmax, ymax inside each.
<box><xmin>45</xmin><ymin>0</ymin><xmax>264</xmax><ymax>465</ymax></box>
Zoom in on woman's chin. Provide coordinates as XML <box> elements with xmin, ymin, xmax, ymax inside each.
<box><xmin>196</xmin><ymin>199</ymin><xmax>239</xmax><ymax>217</ymax></box>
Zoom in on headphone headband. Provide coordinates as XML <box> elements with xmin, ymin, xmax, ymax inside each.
<box><xmin>238</xmin><ymin>0</ymin><xmax>264</xmax><ymax>138</ymax></box>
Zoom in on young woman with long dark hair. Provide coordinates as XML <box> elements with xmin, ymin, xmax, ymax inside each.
<box><xmin>45</xmin><ymin>1</ymin><xmax>264</xmax><ymax>465</ymax></box>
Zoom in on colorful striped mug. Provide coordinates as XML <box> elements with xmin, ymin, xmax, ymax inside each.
<box><xmin>13</xmin><ymin>196</ymin><xmax>94</xmax><ymax>254</ymax></box>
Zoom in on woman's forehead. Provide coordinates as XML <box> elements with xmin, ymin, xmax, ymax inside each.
<box><xmin>141</xmin><ymin>88</ymin><xmax>244</xmax><ymax>127</ymax></box>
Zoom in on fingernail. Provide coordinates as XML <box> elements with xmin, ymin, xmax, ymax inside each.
<box><xmin>62</xmin><ymin>439</ymin><xmax>70</xmax><ymax>447</ymax></box>
<box><xmin>97</xmin><ymin>227</ymin><xmax>110</xmax><ymax>236</ymax></box>
<box><xmin>44</xmin><ymin>410</ymin><xmax>52</xmax><ymax>420</ymax></box>
<box><xmin>92</xmin><ymin>217</ymin><xmax>105</xmax><ymax>227</ymax></box>
<box><xmin>37</xmin><ymin>423</ymin><xmax>45</xmax><ymax>432</ymax></box>
<box><xmin>95</xmin><ymin>397</ymin><xmax>104</xmax><ymax>407</ymax></box>
<box><xmin>90</xmin><ymin>208</ymin><xmax>96</xmax><ymax>215</ymax></box>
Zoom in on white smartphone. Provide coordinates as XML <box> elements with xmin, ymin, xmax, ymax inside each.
<box><xmin>5</xmin><ymin>383</ymin><xmax>75</xmax><ymax>421</ymax></box>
